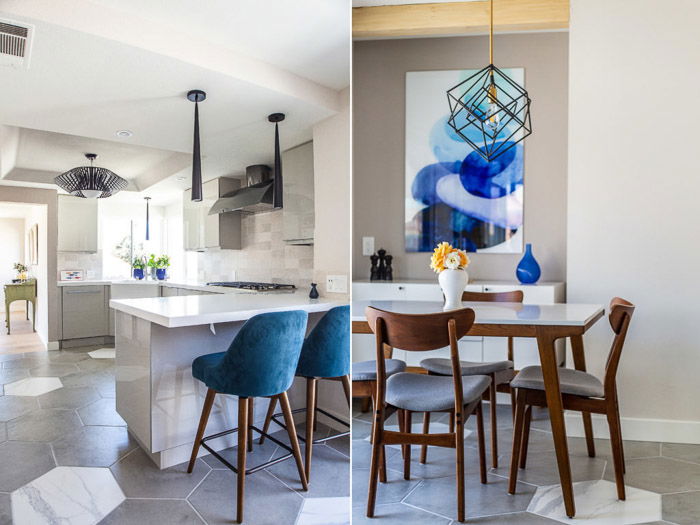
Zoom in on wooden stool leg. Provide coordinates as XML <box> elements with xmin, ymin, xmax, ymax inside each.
<box><xmin>379</xmin><ymin>444</ymin><xmax>387</xmax><ymax>483</ymax></box>
<box><xmin>420</xmin><ymin>411</ymin><xmax>430</xmax><ymax>464</ymax></box>
<box><xmin>259</xmin><ymin>396</ymin><xmax>278</xmax><ymax>444</ymax></box>
<box><xmin>367</xmin><ymin>405</ymin><xmax>382</xmax><ymax>517</ymax></box>
<box><xmin>360</xmin><ymin>397</ymin><xmax>371</xmax><ymax>412</ymax></box>
<box><xmin>236</xmin><ymin>396</ymin><xmax>249</xmax><ymax>523</ymax></box>
<box><xmin>449</xmin><ymin>411</ymin><xmax>455</xmax><ymax>433</ymax></box>
<box><xmin>582</xmin><ymin>412</ymin><xmax>596</xmax><ymax>457</ymax></box>
<box><xmin>489</xmin><ymin>375</ymin><xmax>498</xmax><ymax>469</ymax></box>
<box><xmin>475</xmin><ymin>403</ymin><xmax>487</xmax><ymax>484</ymax></box>
<box><xmin>607</xmin><ymin>405</ymin><xmax>626</xmax><ymax>500</ymax></box>
<box><xmin>247</xmin><ymin>398</ymin><xmax>254</xmax><ymax>452</ymax></box>
<box><xmin>313</xmin><ymin>379</ymin><xmax>319</xmax><ymax>432</ymax></box>
<box><xmin>510</xmin><ymin>387</ymin><xmax>516</xmax><ymax>420</ymax></box>
<box><xmin>456</xmin><ymin>408</ymin><xmax>466</xmax><ymax>522</ymax></box>
<box><xmin>508</xmin><ymin>389</ymin><xmax>527</xmax><ymax>494</ymax></box>
<box><xmin>341</xmin><ymin>375</ymin><xmax>351</xmax><ymax>407</ymax></box>
<box><xmin>188</xmin><ymin>388</ymin><xmax>216</xmax><ymax>473</ymax></box>
<box><xmin>403</xmin><ymin>410</ymin><xmax>412</xmax><ymax>480</ymax></box>
<box><xmin>279</xmin><ymin>391</ymin><xmax>308</xmax><ymax>491</ymax></box>
<box><xmin>305</xmin><ymin>377</ymin><xmax>317</xmax><ymax>481</ymax></box>
<box><xmin>519</xmin><ymin>405</ymin><xmax>532</xmax><ymax>469</ymax></box>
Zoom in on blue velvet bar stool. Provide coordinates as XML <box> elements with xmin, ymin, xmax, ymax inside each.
<box><xmin>259</xmin><ymin>305</ymin><xmax>350</xmax><ymax>481</ymax></box>
<box><xmin>187</xmin><ymin>310</ymin><xmax>309</xmax><ymax>524</ymax></box>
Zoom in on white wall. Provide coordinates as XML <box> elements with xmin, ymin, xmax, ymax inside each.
<box><xmin>567</xmin><ymin>0</ymin><xmax>700</xmax><ymax>442</ymax></box>
<box><xmin>0</xmin><ymin>218</ymin><xmax>26</xmax><ymax>312</ymax></box>
<box><xmin>26</xmin><ymin>205</ymin><xmax>48</xmax><ymax>344</ymax></box>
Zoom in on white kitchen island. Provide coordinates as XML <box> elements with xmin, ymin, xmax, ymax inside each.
<box><xmin>109</xmin><ymin>292</ymin><xmax>339</xmax><ymax>468</ymax></box>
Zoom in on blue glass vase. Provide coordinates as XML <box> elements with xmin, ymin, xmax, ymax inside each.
<box><xmin>133</xmin><ymin>268</ymin><xmax>144</xmax><ymax>280</ymax></box>
<box><xmin>516</xmin><ymin>243</ymin><xmax>541</xmax><ymax>284</ymax></box>
<box><xmin>156</xmin><ymin>268</ymin><xmax>167</xmax><ymax>281</ymax></box>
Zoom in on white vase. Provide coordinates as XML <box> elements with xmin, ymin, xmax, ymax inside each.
<box><xmin>438</xmin><ymin>268</ymin><xmax>469</xmax><ymax>311</ymax></box>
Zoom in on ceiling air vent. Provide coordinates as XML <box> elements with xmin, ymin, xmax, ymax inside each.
<box><xmin>0</xmin><ymin>20</ymin><xmax>33</xmax><ymax>69</ymax></box>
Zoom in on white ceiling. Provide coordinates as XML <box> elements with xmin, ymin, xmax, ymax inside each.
<box><xmin>0</xmin><ymin>0</ymin><xmax>350</xmax><ymax>204</ymax></box>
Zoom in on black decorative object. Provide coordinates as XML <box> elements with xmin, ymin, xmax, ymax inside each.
<box><xmin>377</xmin><ymin>249</ymin><xmax>387</xmax><ymax>280</ymax></box>
<box><xmin>309</xmin><ymin>283</ymin><xmax>319</xmax><ymax>299</ymax></box>
<box><xmin>446</xmin><ymin>0</ymin><xmax>532</xmax><ymax>162</ymax></box>
<box><xmin>268</xmin><ymin>113</ymin><xmax>285</xmax><ymax>209</ymax></box>
<box><xmin>55</xmin><ymin>153</ymin><xmax>128</xmax><ymax>199</ymax></box>
<box><xmin>144</xmin><ymin>196</ymin><xmax>151</xmax><ymax>241</ymax></box>
<box><xmin>385</xmin><ymin>255</ymin><xmax>393</xmax><ymax>281</ymax></box>
<box><xmin>369</xmin><ymin>254</ymin><xmax>379</xmax><ymax>281</ymax></box>
<box><xmin>187</xmin><ymin>89</ymin><xmax>206</xmax><ymax>202</ymax></box>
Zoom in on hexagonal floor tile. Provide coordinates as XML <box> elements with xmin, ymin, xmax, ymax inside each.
<box><xmin>528</xmin><ymin>479</ymin><xmax>662</xmax><ymax>524</ymax></box>
<box><xmin>52</xmin><ymin>426</ymin><xmax>137</xmax><ymax>467</ymax></box>
<box><xmin>0</xmin><ymin>395</ymin><xmax>38</xmax><ymax>421</ymax></box>
<box><xmin>11</xmin><ymin>466</ymin><xmax>125</xmax><ymax>524</ymax></box>
<box><xmin>88</xmin><ymin>348</ymin><xmax>116</xmax><ymax>359</ymax></box>
<box><xmin>4</xmin><ymin>376</ymin><xmax>63</xmax><ymax>396</ymax></box>
<box><xmin>0</xmin><ymin>493</ymin><xmax>10</xmax><ymax>525</ymax></box>
<box><xmin>662</xmin><ymin>442</ymin><xmax>700</xmax><ymax>465</ymax></box>
<box><xmin>352</xmin><ymin>503</ymin><xmax>451</xmax><ymax>524</ymax></box>
<box><xmin>101</xmin><ymin>499</ymin><xmax>205</xmax><ymax>524</ymax></box>
<box><xmin>662</xmin><ymin>490</ymin><xmax>700</xmax><ymax>525</ymax></box>
<box><xmin>29</xmin><ymin>363</ymin><xmax>79</xmax><ymax>378</ymax></box>
<box><xmin>37</xmin><ymin>385</ymin><xmax>100</xmax><ymax>409</ymax></box>
<box><xmin>77</xmin><ymin>397</ymin><xmax>125</xmax><ymax>426</ymax></box>
<box><xmin>494</xmin><ymin>449</ymin><xmax>607</xmax><ymax>487</ymax></box>
<box><xmin>0</xmin><ymin>441</ymin><xmax>55</xmax><ymax>491</ymax></box>
<box><xmin>0</xmin><ymin>368</ymin><xmax>29</xmax><ymax>385</ymax></box>
<box><xmin>604</xmin><ymin>456</ymin><xmax>700</xmax><ymax>494</ymax></box>
<box><xmin>267</xmin><ymin>444</ymin><xmax>349</xmax><ymax>497</ymax></box>
<box><xmin>297</xmin><ymin>497</ymin><xmax>350</xmax><ymax>525</ymax></box>
<box><xmin>7</xmin><ymin>408</ymin><xmax>83</xmax><ymax>442</ymax></box>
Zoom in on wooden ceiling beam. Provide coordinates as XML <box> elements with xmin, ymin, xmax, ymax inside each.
<box><xmin>353</xmin><ymin>0</ymin><xmax>569</xmax><ymax>39</ymax></box>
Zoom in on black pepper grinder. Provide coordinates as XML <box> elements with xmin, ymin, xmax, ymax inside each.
<box><xmin>377</xmin><ymin>248</ymin><xmax>387</xmax><ymax>280</ymax></box>
<box><xmin>369</xmin><ymin>254</ymin><xmax>379</xmax><ymax>281</ymax></box>
<box><xmin>309</xmin><ymin>283</ymin><xmax>319</xmax><ymax>299</ymax></box>
<box><xmin>385</xmin><ymin>255</ymin><xmax>393</xmax><ymax>281</ymax></box>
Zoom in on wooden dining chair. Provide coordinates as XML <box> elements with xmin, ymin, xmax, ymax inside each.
<box><xmin>420</xmin><ymin>290</ymin><xmax>523</xmax><ymax>468</ymax></box>
<box><xmin>508</xmin><ymin>297</ymin><xmax>635</xmax><ymax>501</ymax></box>
<box><xmin>365</xmin><ymin>306</ymin><xmax>490</xmax><ymax>523</ymax></box>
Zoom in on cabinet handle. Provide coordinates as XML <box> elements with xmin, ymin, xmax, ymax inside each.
<box><xmin>398</xmin><ymin>286</ymin><xmax>405</xmax><ymax>290</ymax></box>
<box><xmin>65</xmin><ymin>289</ymin><xmax>102</xmax><ymax>294</ymax></box>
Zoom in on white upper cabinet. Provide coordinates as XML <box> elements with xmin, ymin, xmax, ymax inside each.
<box><xmin>184</xmin><ymin>177</ymin><xmax>241</xmax><ymax>251</ymax></box>
<box><xmin>57</xmin><ymin>194</ymin><xmax>98</xmax><ymax>252</ymax></box>
<box><xmin>282</xmin><ymin>141</ymin><xmax>314</xmax><ymax>245</ymax></box>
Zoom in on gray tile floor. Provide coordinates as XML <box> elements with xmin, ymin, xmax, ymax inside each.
<box><xmin>0</xmin><ymin>348</ymin><xmax>350</xmax><ymax>524</ymax></box>
<box><xmin>351</xmin><ymin>400</ymin><xmax>700</xmax><ymax>524</ymax></box>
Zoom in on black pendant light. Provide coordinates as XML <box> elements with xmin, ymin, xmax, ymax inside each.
<box><xmin>144</xmin><ymin>196</ymin><xmax>151</xmax><ymax>240</ymax></box>
<box><xmin>55</xmin><ymin>153</ymin><xmax>128</xmax><ymax>198</ymax></box>
<box><xmin>187</xmin><ymin>89</ymin><xmax>206</xmax><ymax>202</ymax></box>
<box><xmin>268</xmin><ymin>113</ymin><xmax>285</xmax><ymax>209</ymax></box>
<box><xmin>446</xmin><ymin>0</ymin><xmax>532</xmax><ymax>162</ymax></box>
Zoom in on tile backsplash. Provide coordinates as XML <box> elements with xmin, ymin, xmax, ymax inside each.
<box><xmin>57</xmin><ymin>251</ymin><xmax>102</xmax><ymax>280</ymax></box>
<box><xmin>196</xmin><ymin>209</ymin><xmax>314</xmax><ymax>291</ymax></box>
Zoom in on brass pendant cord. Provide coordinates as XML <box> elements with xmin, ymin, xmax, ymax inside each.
<box><xmin>489</xmin><ymin>0</ymin><xmax>494</xmax><ymax>66</ymax></box>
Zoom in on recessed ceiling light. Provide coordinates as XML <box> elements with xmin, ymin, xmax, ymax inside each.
<box><xmin>115</xmin><ymin>130</ymin><xmax>133</xmax><ymax>138</ymax></box>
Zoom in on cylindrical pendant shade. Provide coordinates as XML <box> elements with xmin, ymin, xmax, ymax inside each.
<box><xmin>191</xmin><ymin>101</ymin><xmax>203</xmax><ymax>202</ymax></box>
<box><xmin>273</xmin><ymin>122</ymin><xmax>282</xmax><ymax>209</ymax></box>
<box><xmin>145</xmin><ymin>197</ymin><xmax>151</xmax><ymax>241</ymax></box>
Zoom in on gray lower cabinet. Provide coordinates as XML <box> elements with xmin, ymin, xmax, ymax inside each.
<box><xmin>161</xmin><ymin>286</ymin><xmax>179</xmax><ymax>297</ymax></box>
<box><xmin>62</xmin><ymin>286</ymin><xmax>108</xmax><ymax>339</ymax></box>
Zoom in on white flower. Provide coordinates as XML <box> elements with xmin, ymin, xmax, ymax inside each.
<box><xmin>445</xmin><ymin>251</ymin><xmax>462</xmax><ymax>270</ymax></box>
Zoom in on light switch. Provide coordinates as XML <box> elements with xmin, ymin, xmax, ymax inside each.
<box><xmin>362</xmin><ymin>236</ymin><xmax>375</xmax><ymax>256</ymax></box>
<box><xmin>326</xmin><ymin>274</ymin><xmax>348</xmax><ymax>294</ymax></box>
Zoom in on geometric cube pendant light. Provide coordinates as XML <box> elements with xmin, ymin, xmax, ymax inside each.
<box><xmin>446</xmin><ymin>0</ymin><xmax>532</xmax><ymax>162</ymax></box>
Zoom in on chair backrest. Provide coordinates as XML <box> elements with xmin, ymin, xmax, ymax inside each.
<box><xmin>603</xmin><ymin>297</ymin><xmax>635</xmax><ymax>398</ymax></box>
<box><xmin>461</xmin><ymin>290</ymin><xmax>524</xmax><ymax>303</ymax></box>
<box><xmin>462</xmin><ymin>289</ymin><xmax>523</xmax><ymax>360</ymax></box>
<box><xmin>365</xmin><ymin>306</ymin><xmax>475</xmax><ymax>417</ymax></box>
<box><xmin>296</xmin><ymin>305</ymin><xmax>350</xmax><ymax>379</ymax></box>
<box><xmin>217</xmin><ymin>310</ymin><xmax>308</xmax><ymax>397</ymax></box>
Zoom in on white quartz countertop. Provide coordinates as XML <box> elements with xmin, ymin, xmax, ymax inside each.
<box><xmin>110</xmin><ymin>292</ymin><xmax>341</xmax><ymax>328</ymax></box>
<box><xmin>57</xmin><ymin>279</ymin><xmax>240</xmax><ymax>294</ymax></box>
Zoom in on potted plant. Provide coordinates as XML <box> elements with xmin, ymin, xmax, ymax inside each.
<box><xmin>430</xmin><ymin>242</ymin><xmax>470</xmax><ymax>311</ymax></box>
<box><xmin>155</xmin><ymin>255</ymin><xmax>170</xmax><ymax>281</ymax></box>
<box><xmin>13</xmin><ymin>262</ymin><xmax>28</xmax><ymax>282</ymax></box>
<box><xmin>132</xmin><ymin>257</ymin><xmax>146</xmax><ymax>280</ymax></box>
<box><xmin>147</xmin><ymin>254</ymin><xmax>158</xmax><ymax>280</ymax></box>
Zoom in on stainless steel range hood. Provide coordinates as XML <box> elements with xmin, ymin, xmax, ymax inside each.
<box><xmin>208</xmin><ymin>165</ymin><xmax>273</xmax><ymax>214</ymax></box>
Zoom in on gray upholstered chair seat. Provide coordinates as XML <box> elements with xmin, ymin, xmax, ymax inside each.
<box><xmin>420</xmin><ymin>357</ymin><xmax>514</xmax><ymax>376</ymax></box>
<box><xmin>511</xmin><ymin>366</ymin><xmax>604</xmax><ymax>398</ymax></box>
<box><xmin>385</xmin><ymin>372</ymin><xmax>491</xmax><ymax>412</ymax></box>
<box><xmin>352</xmin><ymin>359</ymin><xmax>406</xmax><ymax>381</ymax></box>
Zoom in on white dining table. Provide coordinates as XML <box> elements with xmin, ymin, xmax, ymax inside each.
<box><xmin>352</xmin><ymin>299</ymin><xmax>606</xmax><ymax>518</ymax></box>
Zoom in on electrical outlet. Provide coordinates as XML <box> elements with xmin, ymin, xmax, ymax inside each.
<box><xmin>326</xmin><ymin>274</ymin><xmax>348</xmax><ymax>294</ymax></box>
<box><xmin>362</xmin><ymin>236</ymin><xmax>375</xmax><ymax>256</ymax></box>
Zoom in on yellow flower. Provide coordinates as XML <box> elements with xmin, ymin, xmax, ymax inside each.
<box><xmin>430</xmin><ymin>241</ymin><xmax>453</xmax><ymax>273</ymax></box>
<box><xmin>458</xmin><ymin>249</ymin><xmax>470</xmax><ymax>268</ymax></box>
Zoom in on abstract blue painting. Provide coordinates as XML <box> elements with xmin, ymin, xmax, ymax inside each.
<box><xmin>405</xmin><ymin>69</ymin><xmax>525</xmax><ymax>253</ymax></box>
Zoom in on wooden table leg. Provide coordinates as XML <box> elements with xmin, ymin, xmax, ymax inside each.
<box><xmin>571</xmin><ymin>334</ymin><xmax>595</xmax><ymax>457</ymax></box>
<box><xmin>537</xmin><ymin>326</ymin><xmax>575</xmax><ymax>518</ymax></box>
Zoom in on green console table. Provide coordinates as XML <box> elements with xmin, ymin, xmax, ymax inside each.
<box><xmin>4</xmin><ymin>279</ymin><xmax>36</xmax><ymax>334</ymax></box>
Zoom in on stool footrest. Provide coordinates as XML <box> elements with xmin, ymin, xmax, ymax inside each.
<box><xmin>200</xmin><ymin>424</ymin><xmax>294</xmax><ymax>475</ymax></box>
<box><xmin>268</xmin><ymin>406</ymin><xmax>350</xmax><ymax>444</ymax></box>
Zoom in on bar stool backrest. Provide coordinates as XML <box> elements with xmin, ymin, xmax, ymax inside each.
<box><xmin>296</xmin><ymin>305</ymin><xmax>350</xmax><ymax>379</ymax></box>
<box><xmin>217</xmin><ymin>310</ymin><xmax>309</xmax><ymax>397</ymax></box>
<box><xmin>603</xmin><ymin>297</ymin><xmax>635</xmax><ymax>399</ymax></box>
<box><xmin>365</xmin><ymin>306</ymin><xmax>476</xmax><ymax>420</ymax></box>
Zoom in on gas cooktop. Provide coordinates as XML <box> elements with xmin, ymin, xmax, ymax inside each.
<box><xmin>206</xmin><ymin>281</ymin><xmax>296</xmax><ymax>292</ymax></box>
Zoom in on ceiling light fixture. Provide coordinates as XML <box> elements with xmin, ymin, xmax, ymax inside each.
<box><xmin>446</xmin><ymin>0</ymin><xmax>532</xmax><ymax>162</ymax></box>
<box><xmin>268</xmin><ymin>113</ymin><xmax>285</xmax><ymax>209</ymax></box>
<box><xmin>187</xmin><ymin>89</ymin><xmax>206</xmax><ymax>202</ymax></box>
<box><xmin>144</xmin><ymin>196</ymin><xmax>151</xmax><ymax>240</ymax></box>
<box><xmin>54</xmin><ymin>153</ymin><xmax>127</xmax><ymax>199</ymax></box>
<box><xmin>115</xmin><ymin>130</ymin><xmax>133</xmax><ymax>138</ymax></box>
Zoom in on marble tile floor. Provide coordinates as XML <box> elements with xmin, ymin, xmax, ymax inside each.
<box><xmin>0</xmin><ymin>347</ymin><xmax>350</xmax><ymax>524</ymax></box>
<box><xmin>351</xmin><ymin>400</ymin><xmax>700</xmax><ymax>525</ymax></box>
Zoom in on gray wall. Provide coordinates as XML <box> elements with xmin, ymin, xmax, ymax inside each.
<box><xmin>353</xmin><ymin>33</ymin><xmax>569</xmax><ymax>282</ymax></box>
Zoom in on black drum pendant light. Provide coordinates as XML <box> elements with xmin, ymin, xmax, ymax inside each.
<box><xmin>55</xmin><ymin>153</ymin><xmax>128</xmax><ymax>198</ymax></box>
<box><xmin>446</xmin><ymin>0</ymin><xmax>532</xmax><ymax>162</ymax></box>
<box><xmin>268</xmin><ymin>113</ymin><xmax>285</xmax><ymax>209</ymax></box>
<box><xmin>187</xmin><ymin>89</ymin><xmax>206</xmax><ymax>202</ymax></box>
<box><xmin>144</xmin><ymin>196</ymin><xmax>151</xmax><ymax>241</ymax></box>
